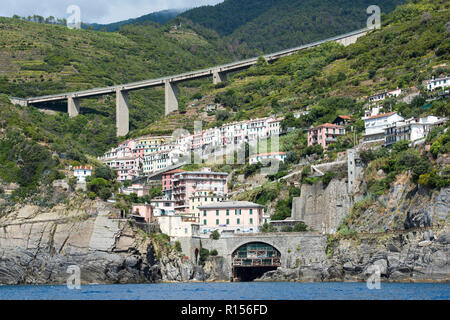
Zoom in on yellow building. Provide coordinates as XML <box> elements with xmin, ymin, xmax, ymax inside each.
<box><xmin>134</xmin><ymin>136</ymin><xmax>172</xmax><ymax>156</ymax></box>
<box><xmin>189</xmin><ymin>190</ymin><xmax>227</xmax><ymax>222</ymax></box>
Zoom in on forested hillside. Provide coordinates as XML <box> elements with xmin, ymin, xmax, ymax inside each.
<box><xmin>182</xmin><ymin>0</ymin><xmax>405</xmax><ymax>53</ymax></box>
<box><xmin>145</xmin><ymin>0</ymin><xmax>449</xmax><ymax>145</ymax></box>
<box><xmin>87</xmin><ymin>8</ymin><xmax>188</xmax><ymax>32</ymax></box>
<box><xmin>0</xmin><ymin>16</ymin><xmax>243</xmax><ymax>149</ymax></box>
<box><xmin>1</xmin><ymin>0</ymin><xmax>448</xmax><ymax>203</ymax></box>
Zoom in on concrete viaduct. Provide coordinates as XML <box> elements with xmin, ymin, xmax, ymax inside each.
<box><xmin>9</xmin><ymin>28</ymin><xmax>369</xmax><ymax>137</ymax></box>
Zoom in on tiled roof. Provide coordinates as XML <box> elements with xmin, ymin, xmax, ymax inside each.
<box><xmin>73</xmin><ymin>166</ymin><xmax>92</xmax><ymax>170</ymax></box>
<box><xmin>337</xmin><ymin>115</ymin><xmax>352</xmax><ymax>120</ymax></box>
<box><xmin>366</xmin><ymin>112</ymin><xmax>397</xmax><ymax>120</ymax></box>
<box><xmin>198</xmin><ymin>201</ymin><xmax>264</xmax><ymax>209</ymax></box>
<box><xmin>308</xmin><ymin>123</ymin><xmax>345</xmax><ymax>130</ymax></box>
<box><xmin>163</xmin><ymin>169</ymin><xmax>185</xmax><ymax>175</ymax></box>
<box><xmin>251</xmin><ymin>152</ymin><xmax>287</xmax><ymax>157</ymax></box>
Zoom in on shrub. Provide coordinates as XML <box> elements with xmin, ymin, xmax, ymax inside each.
<box><xmin>199</xmin><ymin>248</ymin><xmax>210</xmax><ymax>265</ymax></box>
<box><xmin>94</xmin><ymin>166</ymin><xmax>114</xmax><ymax>181</ymax></box>
<box><xmin>174</xmin><ymin>241</ymin><xmax>182</xmax><ymax>253</ymax></box>
<box><xmin>322</xmin><ymin>171</ymin><xmax>336</xmax><ymax>187</ymax></box>
<box><xmin>293</xmin><ymin>222</ymin><xmax>308</xmax><ymax>232</ymax></box>
<box><xmin>261</xmin><ymin>222</ymin><xmax>277</xmax><ymax>233</ymax></box>
<box><xmin>271</xmin><ymin>198</ymin><xmax>291</xmax><ymax>221</ymax></box>
<box><xmin>87</xmin><ymin>177</ymin><xmax>113</xmax><ymax>200</ymax></box>
<box><xmin>392</xmin><ymin>140</ymin><xmax>410</xmax><ymax>153</ymax></box>
<box><xmin>210</xmin><ymin>230</ymin><xmax>220</xmax><ymax>240</ymax></box>
<box><xmin>210</xmin><ymin>249</ymin><xmax>218</xmax><ymax>256</ymax></box>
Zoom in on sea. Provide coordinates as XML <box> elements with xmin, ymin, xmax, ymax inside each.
<box><xmin>0</xmin><ymin>282</ymin><xmax>448</xmax><ymax>300</ymax></box>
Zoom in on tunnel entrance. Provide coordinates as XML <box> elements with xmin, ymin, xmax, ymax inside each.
<box><xmin>232</xmin><ymin>242</ymin><xmax>281</xmax><ymax>282</ymax></box>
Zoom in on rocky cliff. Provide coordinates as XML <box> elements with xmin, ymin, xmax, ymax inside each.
<box><xmin>258</xmin><ymin>182</ymin><xmax>450</xmax><ymax>283</ymax></box>
<box><xmin>0</xmin><ymin>182</ymin><xmax>448</xmax><ymax>285</ymax></box>
<box><xmin>0</xmin><ymin>197</ymin><xmax>204</xmax><ymax>285</ymax></box>
<box><xmin>258</xmin><ymin>227</ymin><xmax>449</xmax><ymax>282</ymax></box>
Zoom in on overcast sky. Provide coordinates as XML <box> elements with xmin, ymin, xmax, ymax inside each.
<box><xmin>1</xmin><ymin>0</ymin><xmax>224</xmax><ymax>24</ymax></box>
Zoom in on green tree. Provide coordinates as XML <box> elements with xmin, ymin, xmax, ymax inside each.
<box><xmin>94</xmin><ymin>166</ymin><xmax>114</xmax><ymax>181</ymax></box>
<box><xmin>210</xmin><ymin>230</ymin><xmax>221</xmax><ymax>240</ymax></box>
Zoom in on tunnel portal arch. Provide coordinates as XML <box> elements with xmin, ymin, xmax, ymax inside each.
<box><xmin>231</xmin><ymin>242</ymin><xmax>281</xmax><ymax>282</ymax></box>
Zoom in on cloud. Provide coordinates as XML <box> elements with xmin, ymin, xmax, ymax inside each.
<box><xmin>0</xmin><ymin>0</ymin><xmax>223</xmax><ymax>24</ymax></box>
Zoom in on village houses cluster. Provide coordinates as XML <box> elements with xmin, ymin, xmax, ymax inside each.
<box><xmin>91</xmin><ymin>116</ymin><xmax>284</xmax><ymax>238</ymax></box>
<box><xmin>71</xmin><ymin>77</ymin><xmax>447</xmax><ymax>242</ymax></box>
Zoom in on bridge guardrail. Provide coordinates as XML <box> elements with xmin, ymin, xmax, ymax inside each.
<box><xmin>20</xmin><ymin>28</ymin><xmax>370</xmax><ymax>104</ymax></box>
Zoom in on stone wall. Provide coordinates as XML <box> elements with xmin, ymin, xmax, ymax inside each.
<box><xmin>291</xmin><ymin>179</ymin><xmax>355</xmax><ymax>234</ymax></box>
<box><xmin>198</xmin><ymin>233</ymin><xmax>328</xmax><ymax>279</ymax></box>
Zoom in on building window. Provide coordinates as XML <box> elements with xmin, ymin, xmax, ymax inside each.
<box><xmin>250</xmin><ymin>209</ymin><xmax>253</xmax><ymax>215</ymax></box>
<box><xmin>216</xmin><ymin>210</ymin><xmax>219</xmax><ymax>216</ymax></box>
<box><xmin>250</xmin><ymin>218</ymin><xmax>253</xmax><ymax>225</ymax></box>
<box><xmin>237</xmin><ymin>218</ymin><xmax>240</xmax><ymax>225</ymax></box>
<box><xmin>216</xmin><ymin>219</ymin><xmax>219</xmax><ymax>225</ymax></box>
<box><xmin>226</xmin><ymin>219</ymin><xmax>229</xmax><ymax>225</ymax></box>
<box><xmin>203</xmin><ymin>220</ymin><xmax>207</xmax><ymax>225</ymax></box>
<box><xmin>203</xmin><ymin>210</ymin><xmax>207</xmax><ymax>217</ymax></box>
<box><xmin>226</xmin><ymin>209</ymin><xmax>229</xmax><ymax>216</ymax></box>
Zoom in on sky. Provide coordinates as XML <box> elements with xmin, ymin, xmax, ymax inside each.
<box><xmin>1</xmin><ymin>0</ymin><xmax>224</xmax><ymax>24</ymax></box>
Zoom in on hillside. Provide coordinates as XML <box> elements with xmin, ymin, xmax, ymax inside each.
<box><xmin>0</xmin><ymin>16</ymin><xmax>243</xmax><ymax>153</ymax></box>
<box><xmin>86</xmin><ymin>8</ymin><xmax>188</xmax><ymax>32</ymax></box>
<box><xmin>143</xmin><ymin>0</ymin><xmax>449</xmax><ymax>136</ymax></box>
<box><xmin>181</xmin><ymin>0</ymin><xmax>405</xmax><ymax>53</ymax></box>
<box><xmin>1</xmin><ymin>0</ymin><xmax>449</xmax><ymax>204</ymax></box>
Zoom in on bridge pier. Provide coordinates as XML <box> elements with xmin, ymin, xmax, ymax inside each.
<box><xmin>213</xmin><ymin>70</ymin><xmax>227</xmax><ymax>85</ymax></box>
<box><xmin>68</xmin><ymin>95</ymin><xmax>81</xmax><ymax>118</ymax></box>
<box><xmin>116</xmin><ymin>89</ymin><xmax>130</xmax><ymax>137</ymax></box>
<box><xmin>165</xmin><ymin>80</ymin><xmax>178</xmax><ymax>115</ymax></box>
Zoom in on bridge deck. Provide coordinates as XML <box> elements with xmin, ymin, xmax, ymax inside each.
<box><xmin>17</xmin><ymin>28</ymin><xmax>369</xmax><ymax>105</ymax></box>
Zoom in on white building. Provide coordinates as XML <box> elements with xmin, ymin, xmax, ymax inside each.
<box><xmin>249</xmin><ymin>152</ymin><xmax>287</xmax><ymax>165</ymax></box>
<box><xmin>143</xmin><ymin>144</ymin><xmax>176</xmax><ymax>174</ymax></box>
<box><xmin>426</xmin><ymin>76</ymin><xmax>450</xmax><ymax>91</ymax></box>
<box><xmin>150</xmin><ymin>198</ymin><xmax>177</xmax><ymax>216</ymax></box>
<box><xmin>267</xmin><ymin>118</ymin><xmax>283</xmax><ymax>136</ymax></box>
<box><xmin>158</xmin><ymin>215</ymin><xmax>199</xmax><ymax>238</ymax></box>
<box><xmin>73</xmin><ymin>166</ymin><xmax>93</xmax><ymax>183</ymax></box>
<box><xmin>247</xmin><ymin>118</ymin><xmax>269</xmax><ymax>141</ymax></box>
<box><xmin>368</xmin><ymin>88</ymin><xmax>402</xmax><ymax>103</ymax></box>
<box><xmin>362</xmin><ymin>111</ymin><xmax>404</xmax><ymax>142</ymax></box>
<box><xmin>384</xmin><ymin>116</ymin><xmax>447</xmax><ymax>147</ymax></box>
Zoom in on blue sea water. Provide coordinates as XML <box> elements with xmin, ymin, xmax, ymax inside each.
<box><xmin>0</xmin><ymin>282</ymin><xmax>448</xmax><ymax>300</ymax></box>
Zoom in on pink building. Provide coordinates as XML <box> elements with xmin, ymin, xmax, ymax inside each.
<box><xmin>307</xmin><ymin>123</ymin><xmax>346</xmax><ymax>150</ymax></box>
<box><xmin>116</xmin><ymin>139</ymin><xmax>136</xmax><ymax>158</ymax></box>
<box><xmin>162</xmin><ymin>169</ymin><xmax>185</xmax><ymax>199</ymax></box>
<box><xmin>122</xmin><ymin>183</ymin><xmax>150</xmax><ymax>197</ymax></box>
<box><xmin>172</xmin><ymin>168</ymin><xmax>229</xmax><ymax>213</ymax></box>
<box><xmin>131</xmin><ymin>204</ymin><xmax>153</xmax><ymax>223</ymax></box>
<box><xmin>104</xmin><ymin>156</ymin><xmax>143</xmax><ymax>182</ymax></box>
<box><xmin>198</xmin><ymin>201</ymin><xmax>264</xmax><ymax>234</ymax></box>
